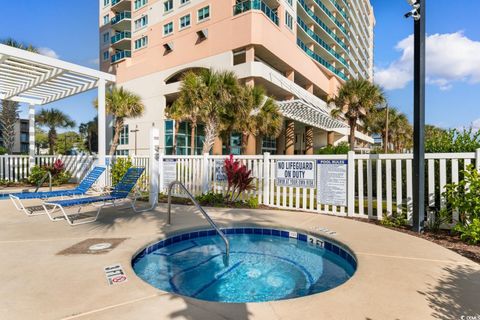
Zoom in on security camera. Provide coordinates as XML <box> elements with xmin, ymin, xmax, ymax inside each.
<box><xmin>406</xmin><ymin>0</ymin><xmax>418</xmax><ymax>5</ymax></box>
<box><xmin>404</xmin><ymin>8</ymin><xmax>421</xmax><ymax>20</ymax></box>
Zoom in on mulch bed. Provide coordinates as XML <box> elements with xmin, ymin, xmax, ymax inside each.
<box><xmin>345</xmin><ymin>217</ymin><xmax>480</xmax><ymax>264</ymax></box>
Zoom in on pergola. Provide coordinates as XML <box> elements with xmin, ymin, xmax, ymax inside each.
<box><xmin>0</xmin><ymin>44</ymin><xmax>115</xmax><ymax>166</ymax></box>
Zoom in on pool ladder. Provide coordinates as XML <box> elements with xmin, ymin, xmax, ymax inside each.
<box><xmin>167</xmin><ymin>180</ymin><xmax>230</xmax><ymax>266</ymax></box>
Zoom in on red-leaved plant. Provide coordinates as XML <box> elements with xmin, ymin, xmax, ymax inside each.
<box><xmin>224</xmin><ymin>154</ymin><xmax>255</xmax><ymax>202</ymax></box>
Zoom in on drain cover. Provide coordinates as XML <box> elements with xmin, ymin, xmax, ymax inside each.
<box><xmin>89</xmin><ymin>243</ymin><xmax>113</xmax><ymax>251</ymax></box>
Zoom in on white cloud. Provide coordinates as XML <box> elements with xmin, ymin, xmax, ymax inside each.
<box><xmin>88</xmin><ymin>57</ymin><xmax>100</xmax><ymax>67</ymax></box>
<box><xmin>472</xmin><ymin>118</ymin><xmax>480</xmax><ymax>131</ymax></box>
<box><xmin>37</xmin><ymin>47</ymin><xmax>60</xmax><ymax>59</ymax></box>
<box><xmin>374</xmin><ymin>32</ymin><xmax>480</xmax><ymax>90</ymax></box>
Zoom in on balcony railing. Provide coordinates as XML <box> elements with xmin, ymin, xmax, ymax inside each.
<box><xmin>111</xmin><ymin>50</ymin><xmax>131</xmax><ymax>63</ymax></box>
<box><xmin>233</xmin><ymin>0</ymin><xmax>279</xmax><ymax>26</ymax></box>
<box><xmin>312</xmin><ymin>0</ymin><xmax>348</xmax><ymax>36</ymax></box>
<box><xmin>111</xmin><ymin>11</ymin><xmax>131</xmax><ymax>25</ymax></box>
<box><xmin>297</xmin><ymin>39</ymin><xmax>347</xmax><ymax>80</ymax></box>
<box><xmin>111</xmin><ymin>31</ymin><xmax>132</xmax><ymax>44</ymax></box>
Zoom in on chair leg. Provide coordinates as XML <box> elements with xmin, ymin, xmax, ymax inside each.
<box><xmin>42</xmin><ymin>204</ymin><xmax>65</xmax><ymax>222</ymax></box>
<box><xmin>10</xmin><ymin>195</ymin><xmax>45</xmax><ymax>216</ymax></box>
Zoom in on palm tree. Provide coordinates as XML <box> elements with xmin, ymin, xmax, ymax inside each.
<box><xmin>1</xmin><ymin>38</ymin><xmax>38</xmax><ymax>52</ymax></box>
<box><xmin>36</xmin><ymin>108</ymin><xmax>76</xmax><ymax>154</ymax></box>
<box><xmin>79</xmin><ymin>117</ymin><xmax>98</xmax><ymax>154</ymax></box>
<box><xmin>0</xmin><ymin>100</ymin><xmax>19</xmax><ymax>153</ymax></box>
<box><xmin>389</xmin><ymin>112</ymin><xmax>412</xmax><ymax>152</ymax></box>
<box><xmin>169</xmin><ymin>71</ymin><xmax>203</xmax><ymax>155</ymax></box>
<box><xmin>94</xmin><ymin>86</ymin><xmax>144</xmax><ymax>156</ymax></box>
<box><xmin>329</xmin><ymin>79</ymin><xmax>385</xmax><ymax>150</ymax></box>
<box><xmin>232</xmin><ymin>85</ymin><xmax>283</xmax><ymax>154</ymax></box>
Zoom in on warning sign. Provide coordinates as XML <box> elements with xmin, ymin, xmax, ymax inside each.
<box><xmin>276</xmin><ymin>160</ymin><xmax>316</xmax><ymax>188</ymax></box>
<box><xmin>104</xmin><ymin>264</ymin><xmax>127</xmax><ymax>286</ymax></box>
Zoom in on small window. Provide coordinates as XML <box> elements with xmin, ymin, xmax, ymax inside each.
<box><xmin>180</xmin><ymin>0</ymin><xmax>189</xmax><ymax>5</ymax></box>
<box><xmin>197</xmin><ymin>6</ymin><xmax>210</xmax><ymax>22</ymax></box>
<box><xmin>135</xmin><ymin>36</ymin><xmax>148</xmax><ymax>49</ymax></box>
<box><xmin>103</xmin><ymin>0</ymin><xmax>110</xmax><ymax>7</ymax></box>
<box><xmin>285</xmin><ymin>11</ymin><xmax>293</xmax><ymax>30</ymax></box>
<box><xmin>103</xmin><ymin>14</ymin><xmax>109</xmax><ymax>25</ymax></box>
<box><xmin>134</xmin><ymin>15</ymin><xmax>148</xmax><ymax>30</ymax></box>
<box><xmin>179</xmin><ymin>14</ymin><xmax>191</xmax><ymax>29</ymax></box>
<box><xmin>134</xmin><ymin>0</ymin><xmax>148</xmax><ymax>10</ymax></box>
<box><xmin>164</xmin><ymin>0</ymin><xmax>173</xmax><ymax>12</ymax></box>
<box><xmin>119</xmin><ymin>125</ymin><xmax>129</xmax><ymax>145</ymax></box>
<box><xmin>103</xmin><ymin>32</ymin><xmax>109</xmax><ymax>43</ymax></box>
<box><xmin>103</xmin><ymin>51</ymin><xmax>110</xmax><ymax>61</ymax></box>
<box><xmin>163</xmin><ymin>22</ymin><xmax>174</xmax><ymax>35</ymax></box>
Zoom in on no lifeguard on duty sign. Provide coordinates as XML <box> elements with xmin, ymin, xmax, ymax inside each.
<box><xmin>104</xmin><ymin>264</ymin><xmax>128</xmax><ymax>285</ymax></box>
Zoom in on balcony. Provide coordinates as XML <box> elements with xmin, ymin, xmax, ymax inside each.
<box><xmin>297</xmin><ymin>39</ymin><xmax>347</xmax><ymax>80</ymax></box>
<box><xmin>233</xmin><ymin>0</ymin><xmax>279</xmax><ymax>26</ymax></box>
<box><xmin>111</xmin><ymin>11</ymin><xmax>131</xmax><ymax>30</ymax></box>
<box><xmin>111</xmin><ymin>0</ymin><xmax>131</xmax><ymax>12</ymax></box>
<box><xmin>111</xmin><ymin>31</ymin><xmax>131</xmax><ymax>50</ymax></box>
<box><xmin>111</xmin><ymin>50</ymin><xmax>131</xmax><ymax>64</ymax></box>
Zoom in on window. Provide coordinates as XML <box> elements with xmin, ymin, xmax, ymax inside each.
<box><xmin>262</xmin><ymin>136</ymin><xmax>277</xmax><ymax>153</ymax></box>
<box><xmin>179</xmin><ymin>14</ymin><xmax>191</xmax><ymax>29</ymax></box>
<box><xmin>197</xmin><ymin>6</ymin><xmax>210</xmax><ymax>22</ymax></box>
<box><xmin>103</xmin><ymin>32</ymin><xmax>109</xmax><ymax>44</ymax></box>
<box><xmin>164</xmin><ymin>0</ymin><xmax>173</xmax><ymax>12</ymax></box>
<box><xmin>21</xmin><ymin>143</ymin><xmax>29</xmax><ymax>154</ymax></box>
<box><xmin>104</xmin><ymin>0</ymin><xmax>110</xmax><ymax>7</ymax></box>
<box><xmin>103</xmin><ymin>51</ymin><xmax>110</xmax><ymax>61</ymax></box>
<box><xmin>164</xmin><ymin>120</ymin><xmax>205</xmax><ymax>155</ymax></box>
<box><xmin>163</xmin><ymin>22</ymin><xmax>174</xmax><ymax>35</ymax></box>
<box><xmin>134</xmin><ymin>36</ymin><xmax>148</xmax><ymax>49</ymax></box>
<box><xmin>180</xmin><ymin>0</ymin><xmax>189</xmax><ymax>5</ymax></box>
<box><xmin>134</xmin><ymin>0</ymin><xmax>148</xmax><ymax>9</ymax></box>
<box><xmin>134</xmin><ymin>15</ymin><xmax>148</xmax><ymax>30</ymax></box>
<box><xmin>103</xmin><ymin>14</ymin><xmax>109</xmax><ymax>25</ymax></box>
<box><xmin>119</xmin><ymin>125</ymin><xmax>129</xmax><ymax>145</ymax></box>
<box><xmin>20</xmin><ymin>133</ymin><xmax>29</xmax><ymax>143</ymax></box>
<box><xmin>285</xmin><ymin>11</ymin><xmax>293</xmax><ymax>30</ymax></box>
<box><xmin>115</xmin><ymin>149</ymin><xmax>129</xmax><ymax>156</ymax></box>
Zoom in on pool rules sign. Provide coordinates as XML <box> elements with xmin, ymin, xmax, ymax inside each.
<box><xmin>317</xmin><ymin>160</ymin><xmax>348</xmax><ymax>206</ymax></box>
<box><xmin>276</xmin><ymin>160</ymin><xmax>316</xmax><ymax>188</ymax></box>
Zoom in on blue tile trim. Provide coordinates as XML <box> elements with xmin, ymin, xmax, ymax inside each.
<box><xmin>132</xmin><ymin>227</ymin><xmax>358</xmax><ymax>272</ymax></box>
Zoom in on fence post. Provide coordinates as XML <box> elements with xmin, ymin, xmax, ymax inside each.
<box><xmin>263</xmin><ymin>152</ymin><xmax>270</xmax><ymax>206</ymax></box>
<box><xmin>347</xmin><ymin>151</ymin><xmax>355</xmax><ymax>216</ymax></box>
<box><xmin>476</xmin><ymin>148</ymin><xmax>480</xmax><ymax>171</ymax></box>
<box><xmin>202</xmin><ymin>153</ymin><xmax>210</xmax><ymax>194</ymax></box>
<box><xmin>159</xmin><ymin>152</ymin><xmax>165</xmax><ymax>194</ymax></box>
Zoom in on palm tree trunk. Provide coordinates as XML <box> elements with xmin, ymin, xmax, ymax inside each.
<box><xmin>348</xmin><ymin>118</ymin><xmax>356</xmax><ymax>151</ymax></box>
<box><xmin>109</xmin><ymin>119</ymin><xmax>123</xmax><ymax>156</ymax></box>
<box><xmin>190</xmin><ymin>121</ymin><xmax>197</xmax><ymax>155</ymax></box>
<box><xmin>241</xmin><ymin>132</ymin><xmax>249</xmax><ymax>155</ymax></box>
<box><xmin>202</xmin><ymin>120</ymin><xmax>217</xmax><ymax>154</ymax></box>
<box><xmin>48</xmin><ymin>128</ymin><xmax>56</xmax><ymax>155</ymax></box>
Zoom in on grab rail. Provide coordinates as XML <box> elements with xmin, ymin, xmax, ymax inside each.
<box><xmin>167</xmin><ymin>180</ymin><xmax>230</xmax><ymax>265</ymax></box>
<box><xmin>34</xmin><ymin>171</ymin><xmax>52</xmax><ymax>193</ymax></box>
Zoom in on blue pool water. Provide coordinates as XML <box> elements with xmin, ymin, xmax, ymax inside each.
<box><xmin>132</xmin><ymin>228</ymin><xmax>356</xmax><ymax>303</ymax></box>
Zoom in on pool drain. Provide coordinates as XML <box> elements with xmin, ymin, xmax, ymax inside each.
<box><xmin>89</xmin><ymin>243</ymin><xmax>113</xmax><ymax>251</ymax></box>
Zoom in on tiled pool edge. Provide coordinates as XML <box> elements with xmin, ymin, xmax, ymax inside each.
<box><xmin>131</xmin><ymin>227</ymin><xmax>357</xmax><ymax>271</ymax></box>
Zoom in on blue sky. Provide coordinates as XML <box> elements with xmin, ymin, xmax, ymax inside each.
<box><xmin>1</xmin><ymin>0</ymin><xmax>479</xmax><ymax>131</ymax></box>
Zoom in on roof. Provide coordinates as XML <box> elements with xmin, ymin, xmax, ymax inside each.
<box><xmin>277</xmin><ymin>99</ymin><xmax>348</xmax><ymax>130</ymax></box>
<box><xmin>0</xmin><ymin>44</ymin><xmax>115</xmax><ymax>105</ymax></box>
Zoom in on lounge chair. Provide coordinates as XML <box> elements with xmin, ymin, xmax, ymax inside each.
<box><xmin>9</xmin><ymin>166</ymin><xmax>106</xmax><ymax>215</ymax></box>
<box><xmin>42</xmin><ymin>167</ymin><xmax>145</xmax><ymax>226</ymax></box>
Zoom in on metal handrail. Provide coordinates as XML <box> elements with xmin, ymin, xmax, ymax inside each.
<box><xmin>167</xmin><ymin>180</ymin><xmax>230</xmax><ymax>265</ymax></box>
<box><xmin>34</xmin><ymin>171</ymin><xmax>52</xmax><ymax>193</ymax></box>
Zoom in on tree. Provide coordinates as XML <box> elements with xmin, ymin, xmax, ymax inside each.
<box><xmin>329</xmin><ymin>79</ymin><xmax>385</xmax><ymax>150</ymax></box>
<box><xmin>36</xmin><ymin>108</ymin><xmax>76</xmax><ymax>155</ymax></box>
<box><xmin>230</xmin><ymin>85</ymin><xmax>283</xmax><ymax>154</ymax></box>
<box><xmin>0</xmin><ymin>100</ymin><xmax>19</xmax><ymax>153</ymax></box>
<box><xmin>94</xmin><ymin>86</ymin><xmax>144</xmax><ymax>156</ymax></box>
<box><xmin>35</xmin><ymin>127</ymin><xmax>48</xmax><ymax>154</ymax></box>
<box><xmin>169</xmin><ymin>71</ymin><xmax>204</xmax><ymax>155</ymax></box>
<box><xmin>56</xmin><ymin>131</ymin><xmax>86</xmax><ymax>155</ymax></box>
<box><xmin>1</xmin><ymin>38</ymin><xmax>38</xmax><ymax>53</ymax></box>
<box><xmin>79</xmin><ymin>117</ymin><xmax>98</xmax><ymax>154</ymax></box>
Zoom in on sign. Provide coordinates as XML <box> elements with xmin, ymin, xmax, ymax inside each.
<box><xmin>163</xmin><ymin>159</ymin><xmax>177</xmax><ymax>187</ymax></box>
<box><xmin>214</xmin><ymin>159</ymin><xmax>227</xmax><ymax>182</ymax></box>
<box><xmin>276</xmin><ymin>160</ymin><xmax>316</xmax><ymax>188</ymax></box>
<box><xmin>104</xmin><ymin>264</ymin><xmax>127</xmax><ymax>285</ymax></box>
<box><xmin>307</xmin><ymin>235</ymin><xmax>325</xmax><ymax>248</ymax></box>
<box><xmin>317</xmin><ymin>159</ymin><xmax>348</xmax><ymax>206</ymax></box>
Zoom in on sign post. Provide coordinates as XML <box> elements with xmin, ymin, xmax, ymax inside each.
<box><xmin>149</xmin><ymin>128</ymin><xmax>160</xmax><ymax>208</ymax></box>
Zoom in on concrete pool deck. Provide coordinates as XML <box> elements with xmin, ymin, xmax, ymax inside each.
<box><xmin>0</xmin><ymin>199</ymin><xmax>479</xmax><ymax>320</ymax></box>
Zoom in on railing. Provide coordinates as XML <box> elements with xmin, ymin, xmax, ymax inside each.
<box><xmin>297</xmin><ymin>39</ymin><xmax>347</xmax><ymax>80</ymax></box>
<box><xmin>167</xmin><ymin>180</ymin><xmax>230</xmax><ymax>265</ymax></box>
<box><xmin>111</xmin><ymin>50</ymin><xmax>131</xmax><ymax>63</ymax></box>
<box><xmin>111</xmin><ymin>31</ymin><xmax>132</xmax><ymax>44</ymax></box>
<box><xmin>34</xmin><ymin>171</ymin><xmax>52</xmax><ymax>193</ymax></box>
<box><xmin>233</xmin><ymin>0</ymin><xmax>279</xmax><ymax>25</ymax></box>
<box><xmin>111</xmin><ymin>11</ymin><xmax>131</xmax><ymax>25</ymax></box>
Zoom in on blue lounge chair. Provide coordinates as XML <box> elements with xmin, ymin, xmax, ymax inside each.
<box><xmin>42</xmin><ymin>167</ymin><xmax>145</xmax><ymax>226</ymax></box>
<box><xmin>9</xmin><ymin>166</ymin><xmax>106</xmax><ymax>215</ymax></box>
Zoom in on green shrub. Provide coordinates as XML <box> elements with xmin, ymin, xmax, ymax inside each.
<box><xmin>111</xmin><ymin>157</ymin><xmax>132</xmax><ymax>186</ymax></box>
<box><xmin>426</xmin><ymin>208</ymin><xmax>451</xmax><ymax>233</ymax></box>
<box><xmin>380</xmin><ymin>212</ymin><xmax>408</xmax><ymax>228</ymax></box>
<box><xmin>196</xmin><ymin>192</ymin><xmax>226</xmax><ymax>207</ymax></box>
<box><xmin>28</xmin><ymin>163</ymin><xmax>72</xmax><ymax>186</ymax></box>
<box><xmin>453</xmin><ymin>218</ymin><xmax>480</xmax><ymax>245</ymax></box>
<box><xmin>315</xmin><ymin>142</ymin><xmax>350</xmax><ymax>155</ymax></box>
<box><xmin>244</xmin><ymin>197</ymin><xmax>259</xmax><ymax>209</ymax></box>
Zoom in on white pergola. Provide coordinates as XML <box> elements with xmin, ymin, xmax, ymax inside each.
<box><xmin>0</xmin><ymin>44</ymin><xmax>115</xmax><ymax>166</ymax></box>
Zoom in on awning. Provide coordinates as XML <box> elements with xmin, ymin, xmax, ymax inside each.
<box><xmin>277</xmin><ymin>99</ymin><xmax>348</xmax><ymax>130</ymax></box>
<box><xmin>0</xmin><ymin>44</ymin><xmax>115</xmax><ymax>105</ymax></box>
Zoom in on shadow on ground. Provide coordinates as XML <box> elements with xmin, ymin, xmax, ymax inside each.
<box><xmin>418</xmin><ymin>264</ymin><xmax>480</xmax><ymax>320</ymax></box>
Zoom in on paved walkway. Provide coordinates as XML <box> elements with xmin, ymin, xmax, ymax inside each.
<box><xmin>0</xmin><ymin>199</ymin><xmax>479</xmax><ymax>320</ymax></box>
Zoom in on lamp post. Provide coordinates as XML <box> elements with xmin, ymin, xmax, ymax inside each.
<box><xmin>405</xmin><ymin>0</ymin><xmax>426</xmax><ymax>232</ymax></box>
<box><xmin>130</xmin><ymin>125</ymin><xmax>140</xmax><ymax>155</ymax></box>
